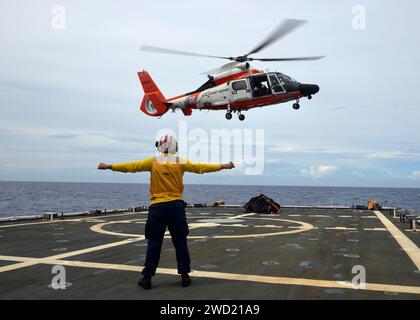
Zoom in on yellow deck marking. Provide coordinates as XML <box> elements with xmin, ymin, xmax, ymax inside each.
<box><xmin>375</xmin><ymin>210</ymin><xmax>420</xmax><ymax>270</ymax></box>
<box><xmin>364</xmin><ymin>228</ymin><xmax>387</xmax><ymax>231</ymax></box>
<box><xmin>0</xmin><ymin>237</ymin><xmax>145</xmax><ymax>273</ymax></box>
<box><xmin>254</xmin><ymin>225</ymin><xmax>283</xmax><ymax>229</ymax></box>
<box><xmin>228</xmin><ymin>213</ymin><xmax>256</xmax><ymax>219</ymax></box>
<box><xmin>0</xmin><ymin>212</ymin><xmax>143</xmax><ymax>228</ymax></box>
<box><xmin>1</xmin><ymin>255</ymin><xmax>419</xmax><ymax>295</ymax></box>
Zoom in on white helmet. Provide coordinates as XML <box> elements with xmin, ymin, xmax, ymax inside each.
<box><xmin>155</xmin><ymin>134</ymin><xmax>178</xmax><ymax>154</ymax></box>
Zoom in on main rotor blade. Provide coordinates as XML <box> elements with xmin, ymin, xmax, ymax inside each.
<box><xmin>140</xmin><ymin>45</ymin><xmax>231</xmax><ymax>60</ymax></box>
<box><xmin>251</xmin><ymin>56</ymin><xmax>325</xmax><ymax>62</ymax></box>
<box><xmin>246</xmin><ymin>19</ymin><xmax>307</xmax><ymax>56</ymax></box>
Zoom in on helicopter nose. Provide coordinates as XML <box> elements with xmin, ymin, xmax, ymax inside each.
<box><xmin>299</xmin><ymin>84</ymin><xmax>320</xmax><ymax>97</ymax></box>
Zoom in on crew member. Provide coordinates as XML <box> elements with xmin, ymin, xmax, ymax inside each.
<box><xmin>97</xmin><ymin>135</ymin><xmax>235</xmax><ymax>289</ymax></box>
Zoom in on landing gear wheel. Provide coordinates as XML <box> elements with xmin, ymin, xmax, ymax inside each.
<box><xmin>293</xmin><ymin>103</ymin><xmax>300</xmax><ymax>110</ymax></box>
<box><xmin>225</xmin><ymin>112</ymin><xmax>232</xmax><ymax>120</ymax></box>
<box><xmin>238</xmin><ymin>114</ymin><xmax>245</xmax><ymax>121</ymax></box>
<box><xmin>308</xmin><ymin>95</ymin><xmax>312</xmax><ymax>100</ymax></box>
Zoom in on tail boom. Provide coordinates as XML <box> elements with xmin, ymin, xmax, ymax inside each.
<box><xmin>138</xmin><ymin>71</ymin><xmax>169</xmax><ymax>117</ymax></box>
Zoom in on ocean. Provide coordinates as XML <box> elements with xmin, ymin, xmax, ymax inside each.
<box><xmin>0</xmin><ymin>181</ymin><xmax>419</xmax><ymax>218</ymax></box>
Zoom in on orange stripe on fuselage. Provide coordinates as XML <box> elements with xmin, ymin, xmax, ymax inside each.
<box><xmin>214</xmin><ymin>69</ymin><xmax>262</xmax><ymax>86</ymax></box>
<box><xmin>198</xmin><ymin>91</ymin><xmax>302</xmax><ymax>111</ymax></box>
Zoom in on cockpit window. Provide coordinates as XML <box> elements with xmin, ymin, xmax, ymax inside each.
<box><xmin>276</xmin><ymin>73</ymin><xmax>297</xmax><ymax>83</ymax></box>
<box><xmin>269</xmin><ymin>74</ymin><xmax>285</xmax><ymax>93</ymax></box>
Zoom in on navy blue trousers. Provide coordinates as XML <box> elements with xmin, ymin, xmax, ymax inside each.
<box><xmin>142</xmin><ymin>200</ymin><xmax>191</xmax><ymax>277</ymax></box>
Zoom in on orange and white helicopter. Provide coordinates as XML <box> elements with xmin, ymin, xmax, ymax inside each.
<box><xmin>138</xmin><ymin>19</ymin><xmax>324</xmax><ymax>121</ymax></box>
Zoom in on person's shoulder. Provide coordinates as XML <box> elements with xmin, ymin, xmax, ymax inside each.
<box><xmin>177</xmin><ymin>156</ymin><xmax>189</xmax><ymax>164</ymax></box>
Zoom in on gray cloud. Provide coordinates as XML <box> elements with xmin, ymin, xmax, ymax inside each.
<box><xmin>0</xmin><ymin>0</ymin><xmax>419</xmax><ymax>187</ymax></box>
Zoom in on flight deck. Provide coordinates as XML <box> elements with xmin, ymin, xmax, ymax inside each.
<box><xmin>0</xmin><ymin>206</ymin><xmax>419</xmax><ymax>299</ymax></box>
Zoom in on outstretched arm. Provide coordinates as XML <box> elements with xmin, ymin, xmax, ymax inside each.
<box><xmin>97</xmin><ymin>157</ymin><xmax>154</xmax><ymax>173</ymax></box>
<box><xmin>183</xmin><ymin>160</ymin><xmax>235</xmax><ymax>174</ymax></box>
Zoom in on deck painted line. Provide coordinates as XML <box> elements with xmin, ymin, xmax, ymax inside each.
<box><xmin>1</xmin><ymin>255</ymin><xmax>419</xmax><ymax>295</ymax></box>
<box><xmin>325</xmin><ymin>227</ymin><xmax>357</xmax><ymax>231</ymax></box>
<box><xmin>228</xmin><ymin>213</ymin><xmax>256</xmax><ymax>219</ymax></box>
<box><xmin>0</xmin><ymin>237</ymin><xmax>145</xmax><ymax>273</ymax></box>
<box><xmin>0</xmin><ymin>212</ymin><xmax>142</xmax><ymax>228</ymax></box>
<box><xmin>375</xmin><ymin>210</ymin><xmax>420</xmax><ymax>270</ymax></box>
<box><xmin>338</xmin><ymin>216</ymin><xmax>353</xmax><ymax>218</ymax></box>
<box><xmin>361</xmin><ymin>216</ymin><xmax>379</xmax><ymax>219</ymax></box>
<box><xmin>309</xmin><ymin>215</ymin><xmax>331</xmax><ymax>218</ymax></box>
<box><xmin>363</xmin><ymin>228</ymin><xmax>387</xmax><ymax>231</ymax></box>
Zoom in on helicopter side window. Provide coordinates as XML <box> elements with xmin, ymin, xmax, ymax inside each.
<box><xmin>249</xmin><ymin>75</ymin><xmax>271</xmax><ymax>98</ymax></box>
<box><xmin>232</xmin><ymin>80</ymin><xmax>248</xmax><ymax>91</ymax></box>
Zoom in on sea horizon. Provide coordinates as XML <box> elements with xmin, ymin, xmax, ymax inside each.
<box><xmin>1</xmin><ymin>180</ymin><xmax>419</xmax><ymax>218</ymax></box>
<box><xmin>1</xmin><ymin>179</ymin><xmax>419</xmax><ymax>190</ymax></box>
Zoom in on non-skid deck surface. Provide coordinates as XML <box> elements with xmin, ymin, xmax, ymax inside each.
<box><xmin>0</xmin><ymin>207</ymin><xmax>419</xmax><ymax>299</ymax></box>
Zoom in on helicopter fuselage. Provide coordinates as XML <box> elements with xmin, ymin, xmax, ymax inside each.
<box><xmin>166</xmin><ymin>70</ymin><xmax>319</xmax><ymax>114</ymax></box>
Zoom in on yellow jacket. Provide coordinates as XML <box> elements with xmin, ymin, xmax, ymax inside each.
<box><xmin>111</xmin><ymin>156</ymin><xmax>221</xmax><ymax>204</ymax></box>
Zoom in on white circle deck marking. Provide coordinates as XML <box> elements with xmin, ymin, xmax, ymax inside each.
<box><xmin>198</xmin><ymin>219</ymin><xmax>245</xmax><ymax>224</ymax></box>
<box><xmin>342</xmin><ymin>253</ymin><xmax>360</xmax><ymax>258</ymax></box>
<box><xmin>90</xmin><ymin>216</ymin><xmax>314</xmax><ymax>239</ymax></box>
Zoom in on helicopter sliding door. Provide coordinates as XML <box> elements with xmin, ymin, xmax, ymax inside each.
<box><xmin>249</xmin><ymin>75</ymin><xmax>272</xmax><ymax>98</ymax></box>
<box><xmin>230</xmin><ymin>79</ymin><xmax>252</xmax><ymax>102</ymax></box>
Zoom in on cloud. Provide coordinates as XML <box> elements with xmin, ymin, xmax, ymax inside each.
<box><xmin>365</xmin><ymin>151</ymin><xmax>420</xmax><ymax>160</ymax></box>
<box><xmin>48</xmin><ymin>133</ymin><xmax>79</xmax><ymax>139</ymax></box>
<box><xmin>352</xmin><ymin>171</ymin><xmax>366</xmax><ymax>178</ymax></box>
<box><xmin>366</xmin><ymin>152</ymin><xmax>405</xmax><ymax>159</ymax></box>
<box><xmin>299</xmin><ymin>165</ymin><xmax>339</xmax><ymax>178</ymax></box>
<box><xmin>329</xmin><ymin>106</ymin><xmax>348</xmax><ymax>111</ymax></box>
<box><xmin>408</xmin><ymin>170</ymin><xmax>420</xmax><ymax>179</ymax></box>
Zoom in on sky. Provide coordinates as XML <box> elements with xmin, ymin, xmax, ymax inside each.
<box><xmin>0</xmin><ymin>0</ymin><xmax>419</xmax><ymax>187</ymax></box>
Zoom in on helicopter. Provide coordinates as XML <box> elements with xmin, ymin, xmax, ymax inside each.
<box><xmin>138</xmin><ymin>19</ymin><xmax>324</xmax><ymax>121</ymax></box>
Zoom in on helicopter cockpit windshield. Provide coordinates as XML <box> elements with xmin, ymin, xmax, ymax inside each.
<box><xmin>276</xmin><ymin>73</ymin><xmax>298</xmax><ymax>83</ymax></box>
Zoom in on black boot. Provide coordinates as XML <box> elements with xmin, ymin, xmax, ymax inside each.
<box><xmin>181</xmin><ymin>273</ymin><xmax>191</xmax><ymax>287</ymax></box>
<box><xmin>138</xmin><ymin>276</ymin><xmax>152</xmax><ymax>290</ymax></box>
